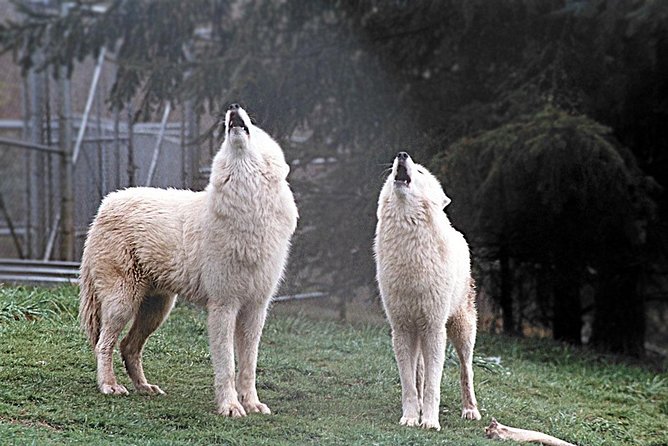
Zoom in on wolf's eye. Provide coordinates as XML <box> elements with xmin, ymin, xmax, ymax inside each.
<box><xmin>417</xmin><ymin>169</ymin><xmax>424</xmax><ymax>174</ymax></box>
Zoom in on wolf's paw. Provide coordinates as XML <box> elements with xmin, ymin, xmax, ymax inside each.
<box><xmin>242</xmin><ymin>400</ymin><xmax>271</xmax><ymax>415</ymax></box>
<box><xmin>399</xmin><ymin>416</ymin><xmax>420</xmax><ymax>427</ymax></box>
<box><xmin>218</xmin><ymin>400</ymin><xmax>247</xmax><ymax>418</ymax></box>
<box><xmin>461</xmin><ymin>407</ymin><xmax>481</xmax><ymax>420</ymax></box>
<box><xmin>420</xmin><ymin>417</ymin><xmax>441</xmax><ymax>431</ymax></box>
<box><xmin>136</xmin><ymin>383</ymin><xmax>166</xmax><ymax>395</ymax></box>
<box><xmin>99</xmin><ymin>383</ymin><xmax>129</xmax><ymax>395</ymax></box>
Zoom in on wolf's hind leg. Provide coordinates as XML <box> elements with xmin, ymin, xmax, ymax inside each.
<box><xmin>120</xmin><ymin>293</ymin><xmax>176</xmax><ymax>395</ymax></box>
<box><xmin>416</xmin><ymin>352</ymin><xmax>424</xmax><ymax>415</ymax></box>
<box><xmin>96</xmin><ymin>287</ymin><xmax>136</xmax><ymax>395</ymax></box>
<box><xmin>447</xmin><ymin>300</ymin><xmax>482</xmax><ymax>420</ymax></box>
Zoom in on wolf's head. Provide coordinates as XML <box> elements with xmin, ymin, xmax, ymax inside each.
<box><xmin>224</xmin><ymin>103</ymin><xmax>252</xmax><ymax>150</ymax></box>
<box><xmin>210</xmin><ymin>104</ymin><xmax>291</xmax><ymax>190</ymax></box>
<box><xmin>379</xmin><ymin>152</ymin><xmax>451</xmax><ymax>215</ymax></box>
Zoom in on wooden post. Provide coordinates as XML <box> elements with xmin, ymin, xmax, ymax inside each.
<box><xmin>184</xmin><ymin>100</ymin><xmax>197</xmax><ymax>188</ymax></box>
<box><xmin>28</xmin><ymin>58</ymin><xmax>46</xmax><ymax>259</ymax></box>
<box><xmin>113</xmin><ymin>106</ymin><xmax>121</xmax><ymax>189</ymax></box>
<box><xmin>127</xmin><ymin>104</ymin><xmax>136</xmax><ymax>187</ymax></box>
<box><xmin>58</xmin><ymin>66</ymin><xmax>75</xmax><ymax>261</ymax></box>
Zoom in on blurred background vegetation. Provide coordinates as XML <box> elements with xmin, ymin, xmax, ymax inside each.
<box><xmin>1</xmin><ymin>0</ymin><xmax>667</xmax><ymax>358</ymax></box>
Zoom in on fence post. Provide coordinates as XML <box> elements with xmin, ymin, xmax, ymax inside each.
<box><xmin>58</xmin><ymin>65</ymin><xmax>75</xmax><ymax>261</ymax></box>
<box><xmin>127</xmin><ymin>104</ymin><xmax>136</xmax><ymax>187</ymax></box>
<box><xmin>113</xmin><ymin>106</ymin><xmax>121</xmax><ymax>189</ymax></box>
<box><xmin>184</xmin><ymin>100</ymin><xmax>198</xmax><ymax>188</ymax></box>
<box><xmin>28</xmin><ymin>55</ymin><xmax>46</xmax><ymax>259</ymax></box>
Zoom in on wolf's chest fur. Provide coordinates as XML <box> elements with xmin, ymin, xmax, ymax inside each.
<box><xmin>375</xmin><ymin>208</ymin><xmax>469</xmax><ymax>325</ymax></box>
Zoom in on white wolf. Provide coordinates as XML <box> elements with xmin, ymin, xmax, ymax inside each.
<box><xmin>374</xmin><ymin>151</ymin><xmax>481</xmax><ymax>431</ymax></box>
<box><xmin>79</xmin><ymin>104</ymin><xmax>298</xmax><ymax>417</ymax></box>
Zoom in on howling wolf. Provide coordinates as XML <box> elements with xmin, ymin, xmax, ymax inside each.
<box><xmin>374</xmin><ymin>151</ymin><xmax>481</xmax><ymax>431</ymax></box>
<box><xmin>79</xmin><ymin>104</ymin><xmax>298</xmax><ymax>417</ymax></box>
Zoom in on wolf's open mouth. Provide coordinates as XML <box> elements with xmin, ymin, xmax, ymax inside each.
<box><xmin>394</xmin><ymin>164</ymin><xmax>411</xmax><ymax>187</ymax></box>
<box><xmin>228</xmin><ymin>112</ymin><xmax>250</xmax><ymax>135</ymax></box>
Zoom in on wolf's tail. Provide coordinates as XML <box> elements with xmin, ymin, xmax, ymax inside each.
<box><xmin>78</xmin><ymin>256</ymin><xmax>100</xmax><ymax>348</ymax></box>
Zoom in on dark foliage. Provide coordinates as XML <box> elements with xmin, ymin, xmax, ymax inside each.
<box><xmin>439</xmin><ymin>107</ymin><xmax>655</xmax><ymax>353</ymax></box>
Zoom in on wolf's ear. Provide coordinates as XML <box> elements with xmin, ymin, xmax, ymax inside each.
<box><xmin>281</xmin><ymin>163</ymin><xmax>290</xmax><ymax>180</ymax></box>
<box><xmin>442</xmin><ymin>193</ymin><xmax>452</xmax><ymax>209</ymax></box>
<box><xmin>431</xmin><ymin>189</ymin><xmax>451</xmax><ymax>209</ymax></box>
<box><xmin>428</xmin><ymin>185</ymin><xmax>451</xmax><ymax>209</ymax></box>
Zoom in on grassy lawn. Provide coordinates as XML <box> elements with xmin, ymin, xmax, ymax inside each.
<box><xmin>0</xmin><ymin>286</ymin><xmax>666</xmax><ymax>445</ymax></box>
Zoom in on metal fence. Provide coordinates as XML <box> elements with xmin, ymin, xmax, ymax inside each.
<box><xmin>0</xmin><ymin>50</ymin><xmax>201</xmax><ymax>262</ymax></box>
<box><xmin>0</xmin><ymin>118</ymin><xmax>198</xmax><ymax>261</ymax></box>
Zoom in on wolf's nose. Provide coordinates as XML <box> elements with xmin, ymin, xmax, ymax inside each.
<box><xmin>228</xmin><ymin>103</ymin><xmax>241</xmax><ymax>111</ymax></box>
<box><xmin>397</xmin><ymin>151</ymin><xmax>409</xmax><ymax>161</ymax></box>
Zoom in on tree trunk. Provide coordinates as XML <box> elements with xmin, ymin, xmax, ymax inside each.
<box><xmin>552</xmin><ymin>263</ymin><xmax>582</xmax><ymax>345</ymax></box>
<box><xmin>499</xmin><ymin>247</ymin><xmax>517</xmax><ymax>335</ymax></box>
<box><xmin>591</xmin><ymin>263</ymin><xmax>644</xmax><ymax>356</ymax></box>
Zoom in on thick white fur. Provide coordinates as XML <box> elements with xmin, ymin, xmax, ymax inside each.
<box><xmin>374</xmin><ymin>154</ymin><xmax>481</xmax><ymax>431</ymax></box>
<box><xmin>79</xmin><ymin>106</ymin><xmax>298</xmax><ymax>417</ymax></box>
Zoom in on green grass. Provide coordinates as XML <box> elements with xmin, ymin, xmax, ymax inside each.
<box><xmin>0</xmin><ymin>286</ymin><xmax>666</xmax><ymax>445</ymax></box>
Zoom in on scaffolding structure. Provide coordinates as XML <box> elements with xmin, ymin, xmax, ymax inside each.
<box><xmin>0</xmin><ymin>44</ymin><xmax>201</xmax><ymax>262</ymax></box>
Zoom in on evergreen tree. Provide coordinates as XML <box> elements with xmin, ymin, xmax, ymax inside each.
<box><xmin>438</xmin><ymin>107</ymin><xmax>655</xmax><ymax>353</ymax></box>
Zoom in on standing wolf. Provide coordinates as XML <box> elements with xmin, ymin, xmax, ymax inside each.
<box><xmin>79</xmin><ymin>104</ymin><xmax>298</xmax><ymax>417</ymax></box>
<box><xmin>374</xmin><ymin>151</ymin><xmax>481</xmax><ymax>431</ymax></box>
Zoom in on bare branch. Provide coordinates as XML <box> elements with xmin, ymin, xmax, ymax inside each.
<box><xmin>485</xmin><ymin>418</ymin><xmax>576</xmax><ymax>446</ymax></box>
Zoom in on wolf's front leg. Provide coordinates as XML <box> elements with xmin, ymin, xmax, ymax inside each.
<box><xmin>420</xmin><ymin>326</ymin><xmax>446</xmax><ymax>431</ymax></box>
<box><xmin>392</xmin><ymin>328</ymin><xmax>421</xmax><ymax>427</ymax></box>
<box><xmin>208</xmin><ymin>303</ymin><xmax>246</xmax><ymax>417</ymax></box>
<box><xmin>234</xmin><ymin>301</ymin><xmax>271</xmax><ymax>415</ymax></box>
